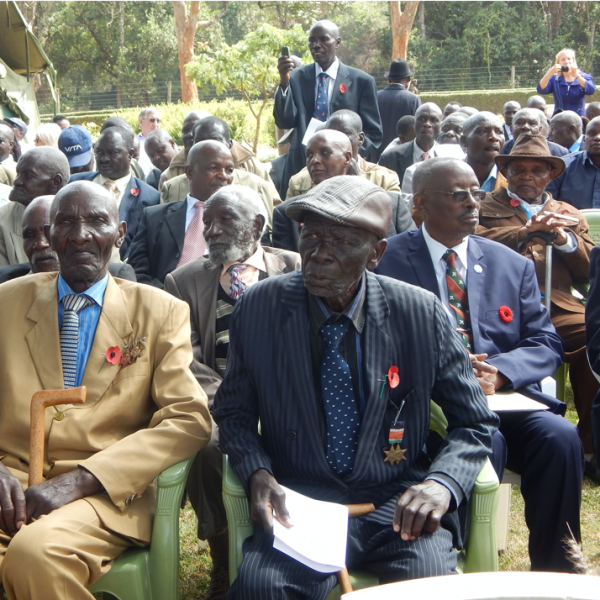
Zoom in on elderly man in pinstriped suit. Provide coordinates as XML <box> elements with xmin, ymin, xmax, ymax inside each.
<box><xmin>212</xmin><ymin>176</ymin><xmax>498</xmax><ymax>599</ymax></box>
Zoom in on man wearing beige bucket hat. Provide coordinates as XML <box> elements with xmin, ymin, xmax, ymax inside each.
<box><xmin>477</xmin><ymin>134</ymin><xmax>598</xmax><ymax>466</ymax></box>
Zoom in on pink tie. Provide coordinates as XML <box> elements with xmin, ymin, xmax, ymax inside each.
<box><xmin>177</xmin><ymin>201</ymin><xmax>205</xmax><ymax>268</ymax></box>
<box><xmin>421</xmin><ymin>152</ymin><xmax>430</xmax><ymax>161</ymax></box>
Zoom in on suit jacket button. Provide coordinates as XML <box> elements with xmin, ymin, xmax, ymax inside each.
<box><xmin>286</xmin><ymin>430</ymin><xmax>297</xmax><ymax>440</ymax></box>
<box><xmin>175</xmin><ymin>253</ymin><xmax>180</xmax><ymax>258</ymax></box>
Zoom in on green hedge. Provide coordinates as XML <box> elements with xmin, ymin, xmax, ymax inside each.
<box><xmin>61</xmin><ymin>98</ymin><xmax>276</xmax><ymax>147</ymax></box>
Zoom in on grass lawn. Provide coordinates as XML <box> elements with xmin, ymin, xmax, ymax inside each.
<box><xmin>177</xmin><ymin>382</ymin><xmax>600</xmax><ymax>598</ymax></box>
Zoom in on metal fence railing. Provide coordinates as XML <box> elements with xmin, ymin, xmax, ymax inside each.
<box><xmin>35</xmin><ymin>65</ymin><xmax>556</xmax><ymax>115</ymax></box>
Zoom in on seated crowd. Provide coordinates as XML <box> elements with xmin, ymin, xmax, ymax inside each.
<box><xmin>1</xmin><ymin>20</ymin><xmax>600</xmax><ymax>600</ymax></box>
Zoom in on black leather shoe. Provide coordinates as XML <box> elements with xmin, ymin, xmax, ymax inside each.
<box><xmin>585</xmin><ymin>456</ymin><xmax>600</xmax><ymax>485</ymax></box>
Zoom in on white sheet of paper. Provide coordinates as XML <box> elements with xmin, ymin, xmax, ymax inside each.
<box><xmin>302</xmin><ymin>117</ymin><xmax>324</xmax><ymax>146</ymax></box>
<box><xmin>487</xmin><ymin>392</ymin><xmax>549</xmax><ymax>412</ymax></box>
<box><xmin>272</xmin><ymin>486</ymin><xmax>348</xmax><ymax>573</ymax></box>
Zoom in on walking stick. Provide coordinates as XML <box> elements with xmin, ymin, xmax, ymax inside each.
<box><xmin>337</xmin><ymin>503</ymin><xmax>376</xmax><ymax>595</ymax></box>
<box><xmin>29</xmin><ymin>387</ymin><xmax>86</xmax><ymax>487</ymax></box>
<box><xmin>518</xmin><ymin>230</ymin><xmax>558</xmax><ymax>312</ymax></box>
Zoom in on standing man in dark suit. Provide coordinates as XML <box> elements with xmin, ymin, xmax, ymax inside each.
<box><xmin>379</xmin><ymin>102</ymin><xmax>442</xmax><ymax>187</ymax></box>
<box><xmin>502</xmin><ymin>101</ymin><xmax>521</xmax><ymax>142</ymax></box>
<box><xmin>128</xmin><ymin>141</ymin><xmax>234</xmax><ymax>288</ymax></box>
<box><xmin>275</xmin><ymin>20</ymin><xmax>382</xmax><ymax>197</ymax></box>
<box><xmin>213</xmin><ymin>175</ymin><xmax>498</xmax><ymax>598</ymax></box>
<box><xmin>376</xmin><ymin>58</ymin><xmax>421</xmax><ymax>161</ymax></box>
<box><xmin>376</xmin><ymin>157</ymin><xmax>582</xmax><ymax>572</ymax></box>
<box><xmin>70</xmin><ymin>127</ymin><xmax>160</xmax><ymax>258</ymax></box>
<box><xmin>164</xmin><ymin>185</ymin><xmax>300</xmax><ymax>600</ymax></box>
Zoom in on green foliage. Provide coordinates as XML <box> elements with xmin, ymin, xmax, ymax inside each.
<box><xmin>186</xmin><ymin>23</ymin><xmax>307</xmax><ymax>151</ymax></box>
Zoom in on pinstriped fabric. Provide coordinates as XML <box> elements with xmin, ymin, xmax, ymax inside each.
<box><xmin>60</xmin><ymin>294</ymin><xmax>93</xmax><ymax>388</ymax></box>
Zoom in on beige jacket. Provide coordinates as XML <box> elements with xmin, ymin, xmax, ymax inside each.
<box><xmin>159</xmin><ymin>141</ymin><xmax>271</xmax><ymax>191</ymax></box>
<box><xmin>285</xmin><ymin>156</ymin><xmax>401</xmax><ymax>200</ymax></box>
<box><xmin>0</xmin><ymin>273</ymin><xmax>211</xmax><ymax>542</ymax></box>
<box><xmin>159</xmin><ymin>171</ymin><xmax>280</xmax><ymax>224</ymax></box>
<box><xmin>0</xmin><ymin>201</ymin><xmax>26</xmax><ymax>266</ymax></box>
<box><xmin>0</xmin><ymin>156</ymin><xmax>17</xmax><ymax>186</ymax></box>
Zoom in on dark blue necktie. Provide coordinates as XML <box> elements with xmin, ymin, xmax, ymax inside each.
<box><xmin>314</xmin><ymin>72</ymin><xmax>329</xmax><ymax>121</ymax></box>
<box><xmin>320</xmin><ymin>316</ymin><xmax>360</xmax><ymax>474</ymax></box>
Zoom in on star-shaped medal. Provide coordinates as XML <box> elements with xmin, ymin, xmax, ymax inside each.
<box><xmin>384</xmin><ymin>444</ymin><xmax>407</xmax><ymax>465</ymax></box>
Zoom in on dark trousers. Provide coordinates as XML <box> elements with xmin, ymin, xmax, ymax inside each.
<box><xmin>186</xmin><ymin>418</ymin><xmax>227</xmax><ymax>540</ymax></box>
<box><xmin>488</xmin><ymin>410</ymin><xmax>583</xmax><ymax>573</ymax></box>
<box><xmin>228</xmin><ymin>499</ymin><xmax>457</xmax><ymax>600</ymax></box>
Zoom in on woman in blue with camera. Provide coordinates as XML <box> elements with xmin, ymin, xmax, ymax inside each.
<box><xmin>537</xmin><ymin>48</ymin><xmax>595</xmax><ymax>117</ymax></box>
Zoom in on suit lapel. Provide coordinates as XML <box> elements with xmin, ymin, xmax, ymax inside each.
<box><xmin>165</xmin><ymin>199</ymin><xmax>187</xmax><ymax>253</ymax></box>
<box><xmin>80</xmin><ymin>276</ymin><xmax>134</xmax><ymax>405</ymax></box>
<box><xmin>281</xmin><ymin>273</ymin><xmax>332</xmax><ymax>473</ymax></box>
<box><xmin>25</xmin><ymin>275</ymin><xmax>64</xmax><ymax>391</ymax></box>
<box><xmin>466</xmin><ymin>236</ymin><xmax>485</xmax><ymax>352</ymax></box>
<box><xmin>119</xmin><ymin>176</ymin><xmax>137</xmax><ymax>223</ymax></box>
<box><xmin>331</xmin><ymin>61</ymin><xmax>352</xmax><ymax>108</ymax></box>
<box><xmin>407</xmin><ymin>229</ymin><xmax>439</xmax><ymax>295</ymax></box>
<box><xmin>193</xmin><ymin>261</ymin><xmax>220</xmax><ymax>368</ymax></box>
<box><xmin>263</xmin><ymin>250</ymin><xmax>287</xmax><ymax>276</ymax></box>
<box><xmin>347</xmin><ymin>273</ymin><xmax>394</xmax><ymax>483</ymax></box>
<box><xmin>300</xmin><ymin>64</ymin><xmax>316</xmax><ymax>116</ymax></box>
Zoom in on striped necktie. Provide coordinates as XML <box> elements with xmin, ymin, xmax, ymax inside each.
<box><xmin>60</xmin><ymin>294</ymin><xmax>94</xmax><ymax>388</ymax></box>
<box><xmin>228</xmin><ymin>264</ymin><xmax>247</xmax><ymax>300</ymax></box>
<box><xmin>443</xmin><ymin>249</ymin><xmax>473</xmax><ymax>352</ymax></box>
<box><xmin>320</xmin><ymin>316</ymin><xmax>360</xmax><ymax>474</ymax></box>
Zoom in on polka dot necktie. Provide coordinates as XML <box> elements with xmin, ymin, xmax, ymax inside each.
<box><xmin>177</xmin><ymin>201</ymin><xmax>205</xmax><ymax>268</ymax></box>
<box><xmin>320</xmin><ymin>316</ymin><xmax>360</xmax><ymax>475</ymax></box>
<box><xmin>228</xmin><ymin>264</ymin><xmax>247</xmax><ymax>300</ymax></box>
<box><xmin>60</xmin><ymin>294</ymin><xmax>93</xmax><ymax>388</ymax></box>
<box><xmin>314</xmin><ymin>72</ymin><xmax>329</xmax><ymax>122</ymax></box>
<box><xmin>443</xmin><ymin>249</ymin><xmax>473</xmax><ymax>352</ymax></box>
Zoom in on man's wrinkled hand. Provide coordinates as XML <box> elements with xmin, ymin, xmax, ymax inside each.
<box><xmin>0</xmin><ymin>463</ymin><xmax>26</xmax><ymax>536</ymax></box>
<box><xmin>520</xmin><ymin>213</ymin><xmax>568</xmax><ymax>248</ymax></box>
<box><xmin>24</xmin><ymin>467</ymin><xmax>102</xmax><ymax>524</ymax></box>
<box><xmin>393</xmin><ymin>480</ymin><xmax>451</xmax><ymax>541</ymax></box>
<box><xmin>469</xmin><ymin>353</ymin><xmax>508</xmax><ymax>395</ymax></box>
<box><xmin>249</xmin><ymin>469</ymin><xmax>292</xmax><ymax>534</ymax></box>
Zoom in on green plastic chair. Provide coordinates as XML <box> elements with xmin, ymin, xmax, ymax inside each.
<box><xmin>223</xmin><ymin>401</ymin><xmax>499</xmax><ymax>598</ymax></box>
<box><xmin>88</xmin><ymin>458</ymin><xmax>193</xmax><ymax>600</ymax></box>
<box><xmin>581</xmin><ymin>209</ymin><xmax>600</xmax><ymax>246</ymax></box>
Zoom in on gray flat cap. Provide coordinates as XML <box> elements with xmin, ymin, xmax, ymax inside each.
<box><xmin>285</xmin><ymin>175</ymin><xmax>392</xmax><ymax>239</ymax></box>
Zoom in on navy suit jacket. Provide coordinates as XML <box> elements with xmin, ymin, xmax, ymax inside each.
<box><xmin>212</xmin><ymin>269</ymin><xmax>498</xmax><ymax>536</ymax></box>
<box><xmin>127</xmin><ymin>200</ymin><xmax>186</xmax><ymax>289</ymax></box>
<box><xmin>375</xmin><ymin>229</ymin><xmax>565</xmax><ymax>414</ymax></box>
<box><xmin>69</xmin><ymin>172</ymin><xmax>160</xmax><ymax>258</ymax></box>
<box><xmin>501</xmin><ymin>138</ymin><xmax>568</xmax><ymax>157</ymax></box>
<box><xmin>274</xmin><ymin>61</ymin><xmax>382</xmax><ymax>196</ymax></box>
<box><xmin>378</xmin><ymin>140</ymin><xmax>415</xmax><ymax>187</ymax></box>
<box><xmin>376</xmin><ymin>84</ymin><xmax>421</xmax><ymax>161</ymax></box>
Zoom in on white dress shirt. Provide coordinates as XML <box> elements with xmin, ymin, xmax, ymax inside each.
<box><xmin>184</xmin><ymin>194</ymin><xmax>205</xmax><ymax>231</ymax></box>
<box><xmin>412</xmin><ymin>140</ymin><xmax>438</xmax><ymax>164</ymax></box>
<box><xmin>422</xmin><ymin>224</ymin><xmax>470</xmax><ymax>321</ymax></box>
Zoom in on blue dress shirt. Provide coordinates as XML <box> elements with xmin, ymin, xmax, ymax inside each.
<box><xmin>537</xmin><ymin>72</ymin><xmax>596</xmax><ymax>117</ymax></box>
<box><xmin>58</xmin><ymin>274</ymin><xmax>108</xmax><ymax>387</ymax></box>
<box><xmin>546</xmin><ymin>151</ymin><xmax>600</xmax><ymax>209</ymax></box>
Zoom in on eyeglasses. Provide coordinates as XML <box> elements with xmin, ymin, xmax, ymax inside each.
<box><xmin>423</xmin><ymin>189</ymin><xmax>486</xmax><ymax>202</ymax></box>
<box><xmin>145</xmin><ymin>118</ymin><xmax>161</xmax><ymax>123</ymax></box>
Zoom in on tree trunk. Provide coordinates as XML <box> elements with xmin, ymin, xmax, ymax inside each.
<box><xmin>390</xmin><ymin>1</ymin><xmax>420</xmax><ymax>60</ymax></box>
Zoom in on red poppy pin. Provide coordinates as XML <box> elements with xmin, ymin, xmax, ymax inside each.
<box><xmin>499</xmin><ymin>306</ymin><xmax>513</xmax><ymax>323</ymax></box>
<box><xmin>509</xmin><ymin>198</ymin><xmax>519</xmax><ymax>207</ymax></box>
<box><xmin>130</xmin><ymin>188</ymin><xmax>139</xmax><ymax>197</ymax></box>
<box><xmin>339</xmin><ymin>83</ymin><xmax>347</xmax><ymax>94</ymax></box>
<box><xmin>98</xmin><ymin>337</ymin><xmax>146</xmax><ymax>372</ymax></box>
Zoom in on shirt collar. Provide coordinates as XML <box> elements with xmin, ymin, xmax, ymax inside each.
<box><xmin>569</xmin><ymin>135</ymin><xmax>584</xmax><ymax>153</ymax></box>
<box><xmin>220</xmin><ymin>245</ymin><xmax>267</xmax><ymax>277</ymax></box>
<box><xmin>506</xmin><ymin>189</ymin><xmax>549</xmax><ymax>210</ymax></box>
<box><xmin>96</xmin><ymin>172</ymin><xmax>132</xmax><ymax>194</ymax></box>
<box><xmin>422</xmin><ymin>223</ymin><xmax>470</xmax><ymax>270</ymax></box>
<box><xmin>414</xmin><ymin>140</ymin><xmax>438</xmax><ymax>155</ymax></box>
<box><xmin>310</xmin><ymin>273</ymin><xmax>366</xmax><ymax>334</ymax></box>
<box><xmin>186</xmin><ymin>193</ymin><xmax>204</xmax><ymax>211</ymax></box>
<box><xmin>57</xmin><ymin>273</ymin><xmax>109</xmax><ymax>307</ymax></box>
<box><xmin>315</xmin><ymin>58</ymin><xmax>339</xmax><ymax>81</ymax></box>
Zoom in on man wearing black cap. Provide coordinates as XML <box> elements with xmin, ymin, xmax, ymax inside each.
<box><xmin>376</xmin><ymin>58</ymin><xmax>421</xmax><ymax>161</ymax></box>
<box><xmin>478</xmin><ymin>135</ymin><xmax>598</xmax><ymax>464</ymax></box>
<box><xmin>213</xmin><ymin>175</ymin><xmax>498</xmax><ymax>597</ymax></box>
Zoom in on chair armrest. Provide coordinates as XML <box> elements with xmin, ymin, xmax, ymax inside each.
<box><xmin>223</xmin><ymin>455</ymin><xmax>254</xmax><ymax>584</ymax></box>
<box><xmin>149</xmin><ymin>458</ymin><xmax>194</xmax><ymax>600</ymax></box>
<box><xmin>461</xmin><ymin>458</ymin><xmax>499</xmax><ymax>573</ymax></box>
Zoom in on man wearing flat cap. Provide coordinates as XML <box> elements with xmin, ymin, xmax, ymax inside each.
<box><xmin>213</xmin><ymin>175</ymin><xmax>498</xmax><ymax>598</ymax></box>
<box><xmin>376</xmin><ymin>58</ymin><xmax>421</xmax><ymax>161</ymax></box>
<box><xmin>477</xmin><ymin>135</ymin><xmax>598</xmax><ymax>468</ymax></box>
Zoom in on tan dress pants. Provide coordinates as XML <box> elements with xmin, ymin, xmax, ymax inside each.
<box><xmin>0</xmin><ymin>500</ymin><xmax>134</xmax><ymax>600</ymax></box>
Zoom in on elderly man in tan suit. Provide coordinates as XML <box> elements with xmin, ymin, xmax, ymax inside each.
<box><xmin>0</xmin><ymin>181</ymin><xmax>211</xmax><ymax>600</ymax></box>
<box><xmin>164</xmin><ymin>184</ymin><xmax>300</xmax><ymax>600</ymax></box>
